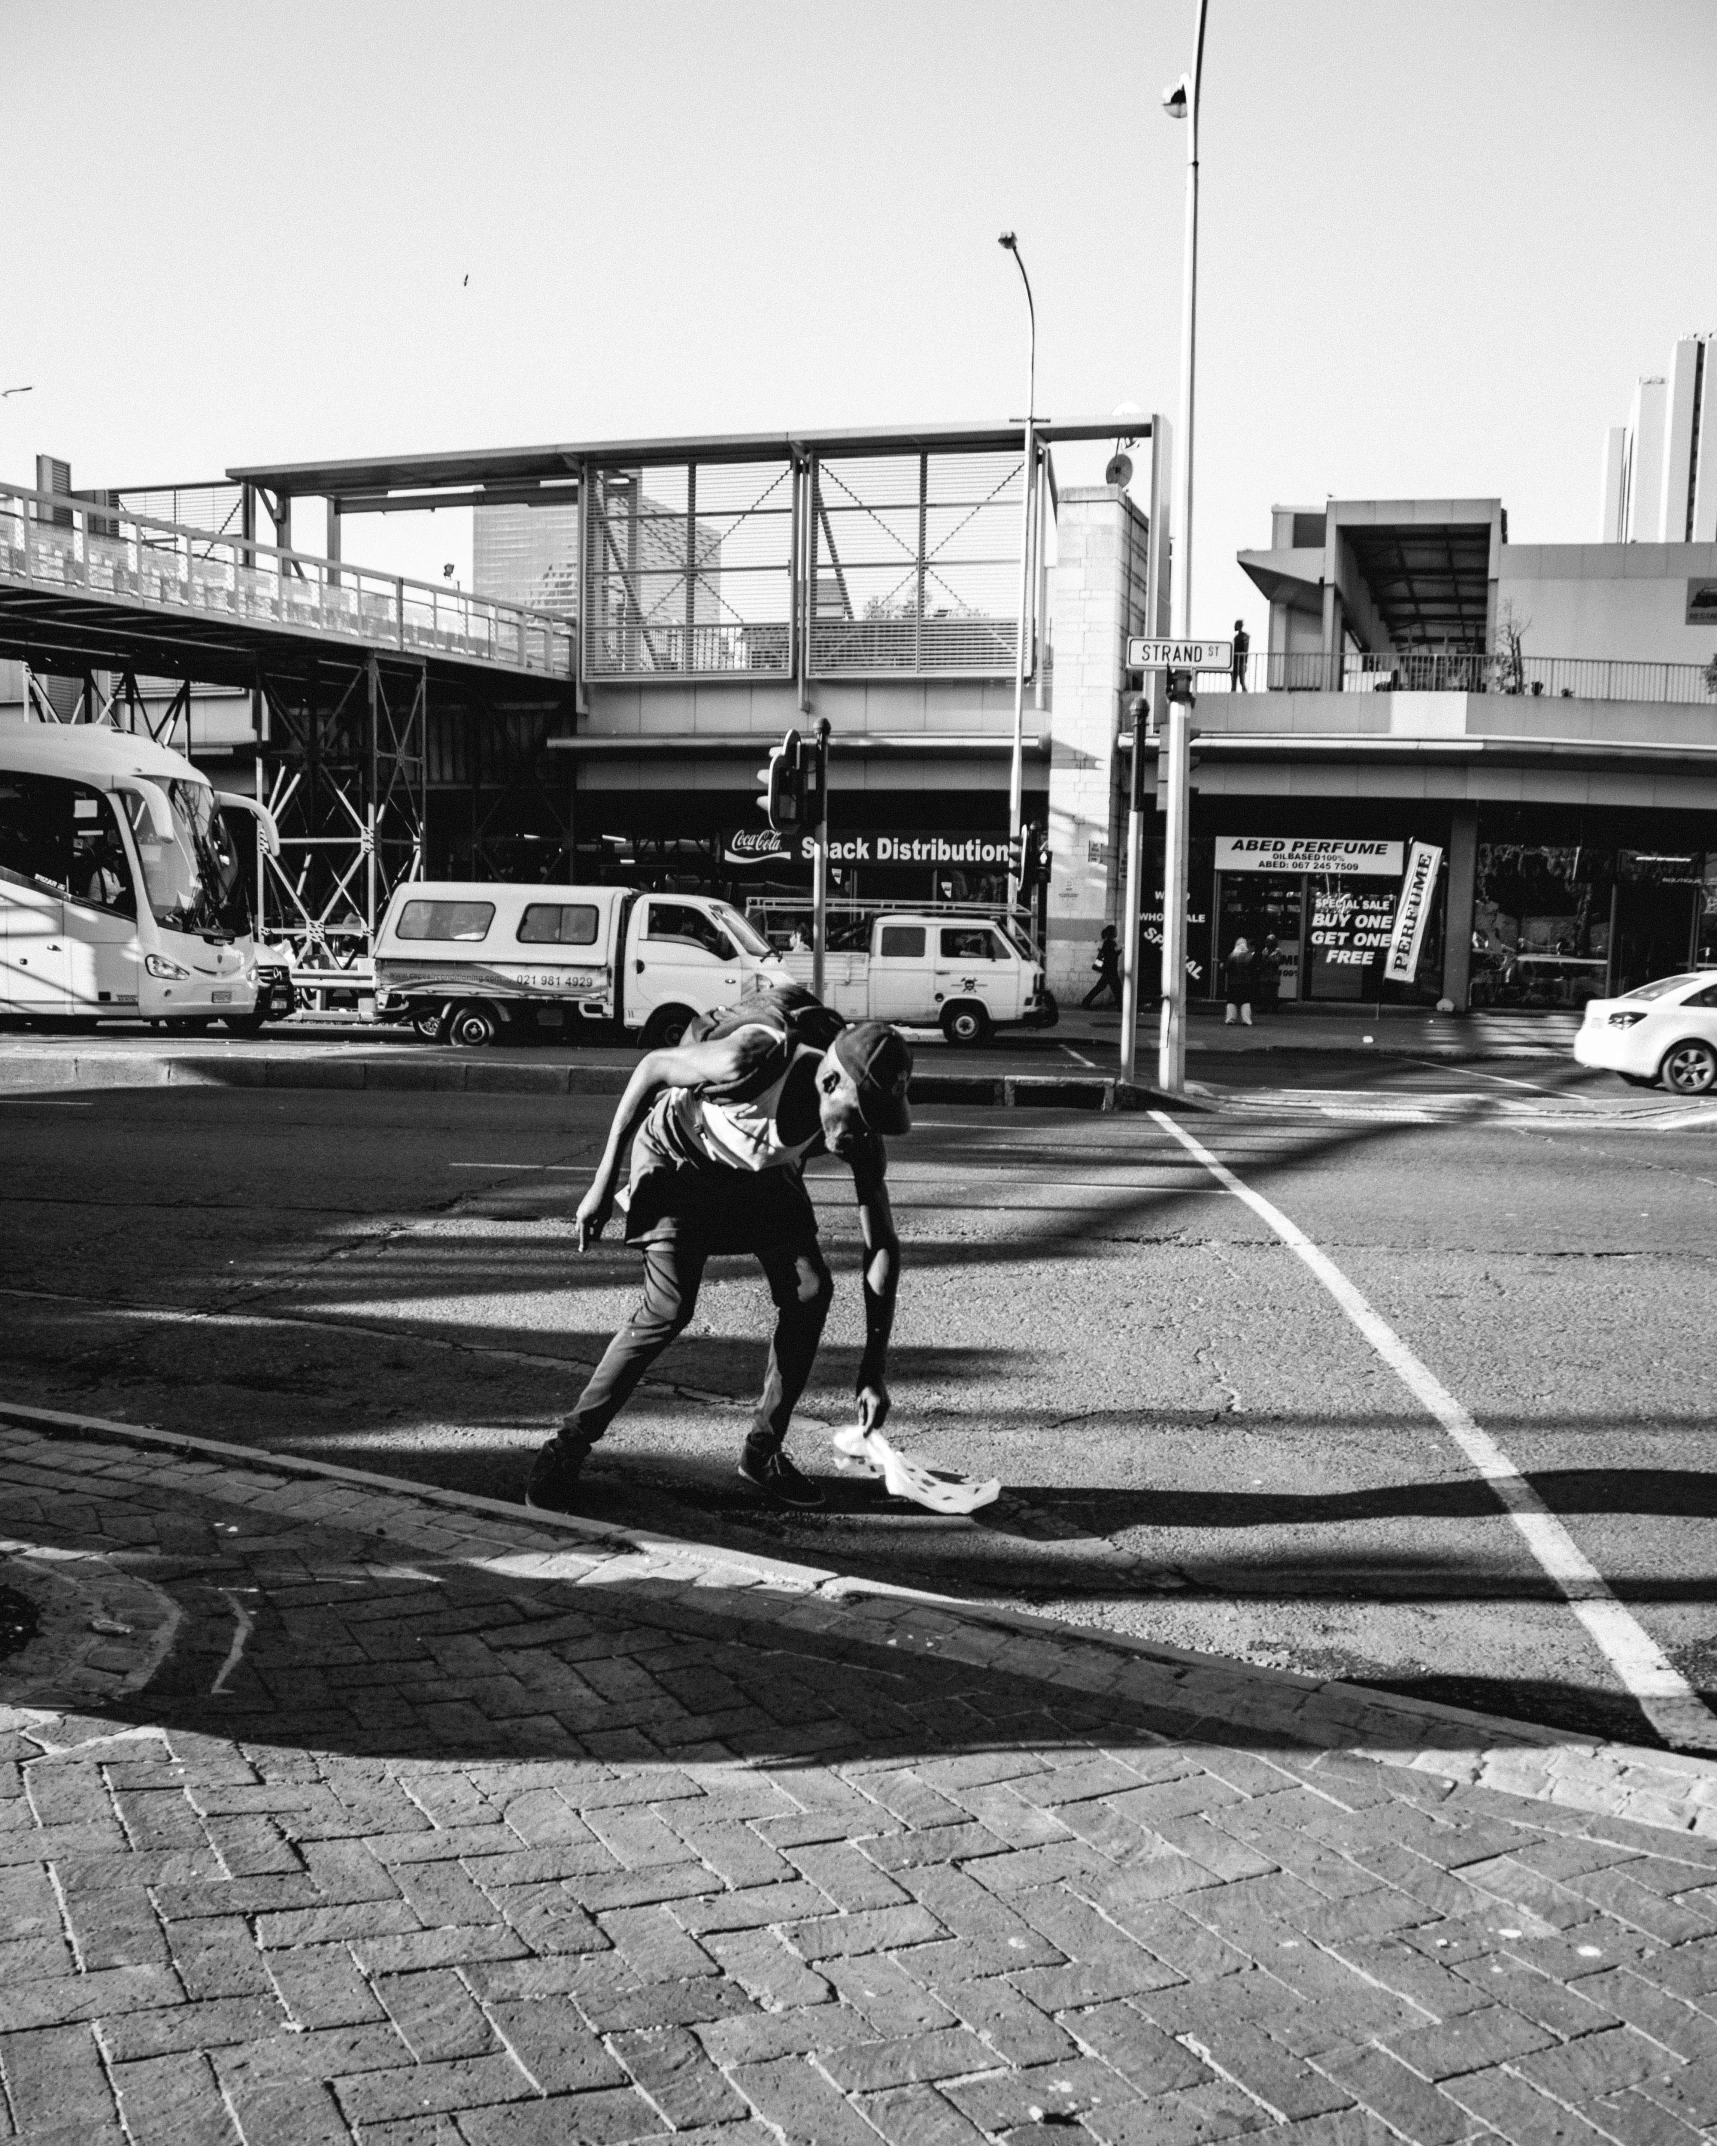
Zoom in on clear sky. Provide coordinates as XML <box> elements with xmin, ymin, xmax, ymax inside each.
<box><xmin>4</xmin><ymin>0</ymin><xmax>1713</xmax><ymax>636</ymax></box>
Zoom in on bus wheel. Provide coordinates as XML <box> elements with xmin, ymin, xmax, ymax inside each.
<box><xmin>941</xmin><ymin>1001</ymin><xmax>992</xmax><ymax>1048</ymax></box>
<box><xmin>446</xmin><ymin>1002</ymin><xmax>500</xmax><ymax>1049</ymax></box>
<box><xmin>640</xmin><ymin>1005</ymin><xmax>696</xmax><ymax>1050</ymax></box>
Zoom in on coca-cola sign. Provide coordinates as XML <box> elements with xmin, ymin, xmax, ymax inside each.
<box><xmin>724</xmin><ymin>828</ymin><xmax>791</xmax><ymax>865</ymax></box>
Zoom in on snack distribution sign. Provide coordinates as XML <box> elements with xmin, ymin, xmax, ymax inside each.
<box><xmin>723</xmin><ymin>829</ymin><xmax>1012</xmax><ymax>868</ymax></box>
<box><xmin>1215</xmin><ymin>838</ymin><xmax>1404</xmax><ymax>876</ymax></box>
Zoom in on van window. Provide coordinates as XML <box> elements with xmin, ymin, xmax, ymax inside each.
<box><xmin>646</xmin><ymin>902</ymin><xmax>733</xmax><ymax>961</ymax></box>
<box><xmin>518</xmin><ymin>903</ymin><xmax>599</xmax><ymax>946</ymax></box>
<box><xmin>878</xmin><ymin>925</ymin><xmax>926</xmax><ymax>958</ymax></box>
<box><xmin>396</xmin><ymin>900</ymin><xmax>495</xmax><ymax>943</ymax></box>
<box><xmin>940</xmin><ymin>927</ymin><xmax>1004</xmax><ymax>961</ymax></box>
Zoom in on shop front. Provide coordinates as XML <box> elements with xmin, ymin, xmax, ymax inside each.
<box><xmin>1209</xmin><ymin>836</ymin><xmax>1447</xmax><ymax>1006</ymax></box>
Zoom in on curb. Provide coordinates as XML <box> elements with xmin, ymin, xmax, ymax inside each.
<box><xmin>0</xmin><ymin>1049</ymin><xmax>1207</xmax><ymax>1113</ymax></box>
<box><xmin>3</xmin><ymin>1396</ymin><xmax>1714</xmax><ymax>1842</ymax></box>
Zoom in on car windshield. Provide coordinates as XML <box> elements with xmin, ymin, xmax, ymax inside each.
<box><xmin>1623</xmin><ymin>973</ymin><xmax>1701</xmax><ymax>1001</ymax></box>
<box><xmin>118</xmin><ymin>780</ymin><xmax>249</xmax><ymax>939</ymax></box>
<box><xmin>714</xmin><ymin>904</ymin><xmax>773</xmax><ymax>958</ymax></box>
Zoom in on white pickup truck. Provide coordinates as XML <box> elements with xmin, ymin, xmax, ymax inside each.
<box><xmin>779</xmin><ymin>912</ymin><xmax>1055</xmax><ymax>1046</ymax></box>
<box><xmin>373</xmin><ymin>881</ymin><xmax>785</xmax><ymax>1047</ymax></box>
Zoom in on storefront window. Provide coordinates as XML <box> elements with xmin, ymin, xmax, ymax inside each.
<box><xmin>1472</xmin><ymin>845</ymin><xmax>1612</xmax><ymax>1006</ymax></box>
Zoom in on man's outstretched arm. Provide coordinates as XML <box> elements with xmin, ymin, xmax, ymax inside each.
<box><xmin>575</xmin><ymin>1030</ymin><xmax>773</xmax><ymax>1250</ymax></box>
<box><xmin>851</xmin><ymin>1143</ymin><xmax>900</xmax><ymax>1433</ymax></box>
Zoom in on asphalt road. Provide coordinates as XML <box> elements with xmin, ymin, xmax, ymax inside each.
<box><xmin>3</xmin><ymin>1051</ymin><xmax>1714</xmax><ymax>1755</ymax></box>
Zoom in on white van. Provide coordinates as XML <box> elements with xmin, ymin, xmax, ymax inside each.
<box><xmin>372</xmin><ymin>881</ymin><xmax>786</xmax><ymax>1047</ymax></box>
<box><xmin>779</xmin><ymin>911</ymin><xmax>1054</xmax><ymax>1046</ymax></box>
<box><xmin>0</xmin><ymin>723</ymin><xmax>281</xmax><ymax>1030</ymax></box>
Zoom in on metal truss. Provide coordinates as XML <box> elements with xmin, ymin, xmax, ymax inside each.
<box><xmin>255</xmin><ymin>653</ymin><xmax>426</xmax><ymax>978</ymax></box>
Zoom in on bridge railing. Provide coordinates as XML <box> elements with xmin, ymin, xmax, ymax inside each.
<box><xmin>0</xmin><ymin>482</ymin><xmax>574</xmax><ymax>680</ymax></box>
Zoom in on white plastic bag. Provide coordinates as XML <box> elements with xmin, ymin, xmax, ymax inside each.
<box><xmin>831</xmin><ymin>1424</ymin><xmax>1001</xmax><ymax>1515</ymax></box>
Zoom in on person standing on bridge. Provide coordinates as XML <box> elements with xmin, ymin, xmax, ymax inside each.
<box><xmin>526</xmin><ymin>986</ymin><xmax>913</xmax><ymax>1515</ymax></box>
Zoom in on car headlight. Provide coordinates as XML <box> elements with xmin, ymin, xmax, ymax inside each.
<box><xmin>1608</xmin><ymin>1010</ymin><xmax>1647</xmax><ymax>1028</ymax></box>
<box><xmin>145</xmin><ymin>954</ymin><xmax>191</xmax><ymax>981</ymax></box>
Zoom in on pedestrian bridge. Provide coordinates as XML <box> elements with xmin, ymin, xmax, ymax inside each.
<box><xmin>0</xmin><ymin>480</ymin><xmax>573</xmax><ymax>693</ymax></box>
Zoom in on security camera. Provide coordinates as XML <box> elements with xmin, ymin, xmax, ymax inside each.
<box><xmin>1162</xmin><ymin>77</ymin><xmax>1188</xmax><ymax>117</ymax></box>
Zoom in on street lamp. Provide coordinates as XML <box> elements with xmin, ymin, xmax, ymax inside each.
<box><xmin>1156</xmin><ymin>0</ymin><xmax>1210</xmax><ymax>1097</ymax></box>
<box><xmin>998</xmin><ymin>232</ymin><xmax>1037</xmax><ymax>846</ymax></box>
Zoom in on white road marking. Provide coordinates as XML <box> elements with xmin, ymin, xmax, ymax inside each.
<box><xmin>210</xmin><ymin>1591</ymin><xmax>255</xmax><ymax>1695</ymax></box>
<box><xmin>1400</xmin><ymin>1055</ymin><xmax>1600</xmax><ymax>1105</ymax></box>
<box><xmin>1059</xmin><ymin>1044</ymin><xmax>1099</xmax><ymax>1068</ymax></box>
<box><xmin>1150</xmin><ymin>1108</ymin><xmax>1717</xmax><ymax>1752</ymax></box>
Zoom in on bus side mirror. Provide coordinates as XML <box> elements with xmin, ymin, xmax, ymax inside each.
<box><xmin>120</xmin><ymin>781</ymin><xmax>175</xmax><ymax>842</ymax></box>
<box><xmin>216</xmin><ymin>791</ymin><xmax>281</xmax><ymax>859</ymax></box>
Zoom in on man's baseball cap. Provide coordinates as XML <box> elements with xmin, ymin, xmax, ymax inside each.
<box><xmin>832</xmin><ymin>1021</ymin><xmax>913</xmax><ymax>1136</ymax></box>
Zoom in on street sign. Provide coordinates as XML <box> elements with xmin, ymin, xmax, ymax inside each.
<box><xmin>1127</xmin><ymin>636</ymin><xmax>1232</xmax><ymax>671</ymax></box>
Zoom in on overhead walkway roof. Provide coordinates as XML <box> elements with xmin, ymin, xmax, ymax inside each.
<box><xmin>228</xmin><ymin>416</ymin><xmax>1143</xmax><ymax>507</ymax></box>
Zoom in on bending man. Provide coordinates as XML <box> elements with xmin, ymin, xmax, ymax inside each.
<box><xmin>527</xmin><ymin>990</ymin><xmax>912</xmax><ymax>1514</ymax></box>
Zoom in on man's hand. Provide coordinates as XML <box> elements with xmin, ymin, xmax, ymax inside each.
<box><xmin>856</xmin><ymin>1381</ymin><xmax>891</xmax><ymax>1436</ymax></box>
<box><xmin>575</xmin><ymin>1183</ymin><xmax>614</xmax><ymax>1252</ymax></box>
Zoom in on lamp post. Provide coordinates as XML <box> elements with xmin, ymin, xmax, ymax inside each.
<box><xmin>999</xmin><ymin>232</ymin><xmax>1036</xmax><ymax>845</ymax></box>
<box><xmin>1157</xmin><ymin>0</ymin><xmax>1209</xmax><ymax>1096</ymax></box>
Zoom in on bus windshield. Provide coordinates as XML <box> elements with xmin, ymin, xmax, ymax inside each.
<box><xmin>118</xmin><ymin>781</ymin><xmax>250</xmax><ymax>939</ymax></box>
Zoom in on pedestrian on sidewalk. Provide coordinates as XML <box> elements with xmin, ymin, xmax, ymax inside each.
<box><xmin>1255</xmin><ymin>933</ymin><xmax>1282</xmax><ymax>1016</ymax></box>
<box><xmin>1082</xmin><ymin>923</ymin><xmax>1122</xmax><ymax>1009</ymax></box>
<box><xmin>527</xmin><ymin>985</ymin><xmax>912</xmax><ymax>1515</ymax></box>
<box><xmin>1223</xmin><ymin>936</ymin><xmax>1254</xmax><ymax>1025</ymax></box>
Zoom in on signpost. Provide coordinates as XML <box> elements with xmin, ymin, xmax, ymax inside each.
<box><xmin>1126</xmin><ymin>637</ymin><xmax>1225</xmax><ymax>1096</ymax></box>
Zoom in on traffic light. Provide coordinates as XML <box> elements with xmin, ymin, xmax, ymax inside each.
<box><xmin>756</xmin><ymin>727</ymin><xmax>807</xmax><ymax>833</ymax></box>
<box><xmin>1009</xmin><ymin>821</ymin><xmax>1052</xmax><ymax>896</ymax></box>
<box><xmin>1166</xmin><ymin>668</ymin><xmax>1196</xmax><ymax>704</ymax></box>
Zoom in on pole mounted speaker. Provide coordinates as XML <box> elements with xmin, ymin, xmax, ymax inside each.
<box><xmin>1105</xmin><ymin>451</ymin><xmax>1134</xmax><ymax>488</ymax></box>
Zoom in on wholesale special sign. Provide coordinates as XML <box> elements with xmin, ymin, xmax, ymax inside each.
<box><xmin>1216</xmin><ymin>837</ymin><xmax>1404</xmax><ymax>876</ymax></box>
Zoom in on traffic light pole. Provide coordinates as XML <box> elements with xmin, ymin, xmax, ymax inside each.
<box><xmin>1157</xmin><ymin>692</ymin><xmax>1193</xmax><ymax>1095</ymax></box>
<box><xmin>811</xmin><ymin>717</ymin><xmax>830</xmax><ymax>1002</ymax></box>
<box><xmin>1117</xmin><ymin>701</ymin><xmax>1148</xmax><ymax>1090</ymax></box>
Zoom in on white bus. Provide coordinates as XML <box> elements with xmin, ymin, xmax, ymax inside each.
<box><xmin>0</xmin><ymin>723</ymin><xmax>283</xmax><ymax>1031</ymax></box>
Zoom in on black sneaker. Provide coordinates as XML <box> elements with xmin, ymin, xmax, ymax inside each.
<box><xmin>737</xmin><ymin>1439</ymin><xmax>826</xmax><ymax>1510</ymax></box>
<box><xmin>526</xmin><ymin>1437</ymin><xmax>589</xmax><ymax>1513</ymax></box>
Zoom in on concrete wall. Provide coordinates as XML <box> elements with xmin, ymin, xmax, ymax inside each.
<box><xmin>1501</xmin><ymin>543</ymin><xmax>1717</xmax><ymax>665</ymax></box>
<box><xmin>1043</xmin><ymin>485</ymin><xmax>1150</xmax><ymax>1000</ymax></box>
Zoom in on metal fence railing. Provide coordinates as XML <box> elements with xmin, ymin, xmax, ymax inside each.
<box><xmin>0</xmin><ymin>483</ymin><xmax>574</xmax><ymax>678</ymax></box>
<box><xmin>583</xmin><ymin>460</ymin><xmax>795</xmax><ymax>680</ymax></box>
<box><xmin>810</xmin><ymin>450</ymin><xmax>1023</xmax><ymax>676</ymax></box>
<box><xmin>1210</xmin><ymin>647</ymin><xmax>1717</xmax><ymax>703</ymax></box>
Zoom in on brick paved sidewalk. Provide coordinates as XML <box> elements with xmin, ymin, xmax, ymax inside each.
<box><xmin>2</xmin><ymin>1417</ymin><xmax>1716</xmax><ymax>2146</ymax></box>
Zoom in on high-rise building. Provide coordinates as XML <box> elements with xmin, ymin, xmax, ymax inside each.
<box><xmin>473</xmin><ymin>501</ymin><xmax>580</xmax><ymax>614</ymax></box>
<box><xmin>1601</xmin><ymin>336</ymin><xmax>1717</xmax><ymax>542</ymax></box>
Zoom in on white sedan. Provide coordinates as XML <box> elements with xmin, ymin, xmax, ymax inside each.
<box><xmin>1574</xmin><ymin>970</ymin><xmax>1717</xmax><ymax>1093</ymax></box>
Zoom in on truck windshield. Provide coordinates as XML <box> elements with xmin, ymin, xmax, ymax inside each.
<box><xmin>118</xmin><ymin>781</ymin><xmax>250</xmax><ymax>939</ymax></box>
<box><xmin>714</xmin><ymin>904</ymin><xmax>773</xmax><ymax>958</ymax></box>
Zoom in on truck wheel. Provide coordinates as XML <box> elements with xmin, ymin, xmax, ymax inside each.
<box><xmin>446</xmin><ymin>1002</ymin><xmax>500</xmax><ymax>1049</ymax></box>
<box><xmin>941</xmin><ymin>1002</ymin><xmax>992</xmax><ymax>1048</ymax></box>
<box><xmin>1037</xmin><ymin>987</ymin><xmax>1059</xmax><ymax>1030</ymax></box>
<box><xmin>641</xmin><ymin>1005</ymin><xmax>696</xmax><ymax>1050</ymax></box>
